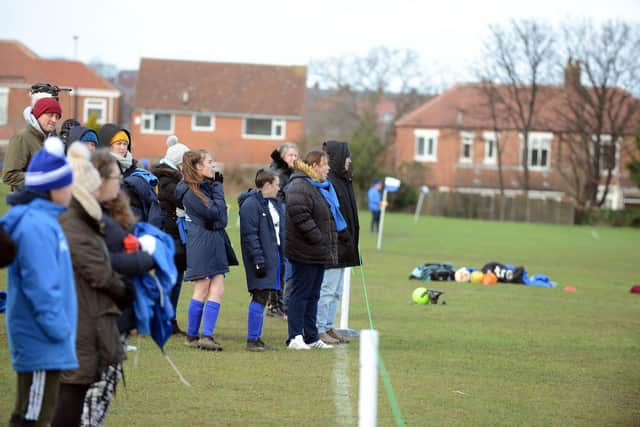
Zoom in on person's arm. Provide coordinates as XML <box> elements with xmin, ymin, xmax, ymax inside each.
<box><xmin>0</xmin><ymin>224</ymin><xmax>17</xmax><ymax>267</ymax></box>
<box><xmin>240</xmin><ymin>198</ymin><xmax>265</xmax><ymax>266</ymax></box>
<box><xmin>184</xmin><ymin>182</ymin><xmax>227</xmax><ymax>225</ymax></box>
<box><xmin>2</xmin><ymin>134</ymin><xmax>29</xmax><ymax>187</ymax></box>
<box><xmin>287</xmin><ymin>187</ymin><xmax>323</xmax><ymax>244</ymax></box>
<box><xmin>17</xmin><ymin>223</ymin><xmax>73</xmax><ymax>342</ymax></box>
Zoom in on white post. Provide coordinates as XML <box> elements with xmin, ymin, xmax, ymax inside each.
<box><xmin>339</xmin><ymin>267</ymin><xmax>351</xmax><ymax>330</ymax></box>
<box><xmin>414</xmin><ymin>192</ymin><xmax>425</xmax><ymax>222</ymax></box>
<box><xmin>376</xmin><ymin>189</ymin><xmax>388</xmax><ymax>251</ymax></box>
<box><xmin>359</xmin><ymin>329</ymin><xmax>379</xmax><ymax>427</ymax></box>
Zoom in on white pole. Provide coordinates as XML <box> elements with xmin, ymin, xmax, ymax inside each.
<box><xmin>359</xmin><ymin>329</ymin><xmax>379</xmax><ymax>427</ymax></box>
<box><xmin>339</xmin><ymin>267</ymin><xmax>351</xmax><ymax>330</ymax></box>
<box><xmin>414</xmin><ymin>192</ymin><xmax>425</xmax><ymax>222</ymax></box>
<box><xmin>376</xmin><ymin>189</ymin><xmax>388</xmax><ymax>251</ymax></box>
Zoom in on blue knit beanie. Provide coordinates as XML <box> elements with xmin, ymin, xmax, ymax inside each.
<box><xmin>25</xmin><ymin>137</ymin><xmax>73</xmax><ymax>192</ymax></box>
<box><xmin>80</xmin><ymin>130</ymin><xmax>99</xmax><ymax>145</ymax></box>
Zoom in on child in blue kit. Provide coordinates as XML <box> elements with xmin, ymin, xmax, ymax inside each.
<box><xmin>238</xmin><ymin>169</ymin><xmax>284</xmax><ymax>351</ymax></box>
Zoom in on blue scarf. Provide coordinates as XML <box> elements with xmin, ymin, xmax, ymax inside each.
<box><xmin>305</xmin><ymin>178</ymin><xmax>347</xmax><ymax>232</ymax></box>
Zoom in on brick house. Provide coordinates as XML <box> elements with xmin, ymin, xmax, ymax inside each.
<box><xmin>131</xmin><ymin>58</ymin><xmax>306</xmax><ymax>169</ymax></box>
<box><xmin>394</xmin><ymin>75</ymin><xmax>640</xmax><ymax>209</ymax></box>
<box><xmin>0</xmin><ymin>40</ymin><xmax>120</xmax><ymax>145</ymax></box>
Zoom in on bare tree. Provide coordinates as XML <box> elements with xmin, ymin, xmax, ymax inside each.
<box><xmin>483</xmin><ymin>19</ymin><xmax>557</xmax><ymax>196</ymax></box>
<box><xmin>556</xmin><ymin>20</ymin><xmax>640</xmax><ymax>208</ymax></box>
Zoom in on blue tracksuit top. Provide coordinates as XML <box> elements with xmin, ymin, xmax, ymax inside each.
<box><xmin>368</xmin><ymin>187</ymin><xmax>381</xmax><ymax>212</ymax></box>
<box><xmin>0</xmin><ymin>196</ymin><xmax>79</xmax><ymax>372</ymax></box>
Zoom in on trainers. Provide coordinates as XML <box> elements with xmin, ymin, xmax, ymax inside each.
<box><xmin>198</xmin><ymin>336</ymin><xmax>223</xmax><ymax>351</ymax></box>
<box><xmin>246</xmin><ymin>338</ymin><xmax>265</xmax><ymax>352</ymax></box>
<box><xmin>319</xmin><ymin>332</ymin><xmax>341</xmax><ymax>345</ymax></box>
<box><xmin>184</xmin><ymin>336</ymin><xmax>200</xmax><ymax>348</ymax></box>
<box><xmin>257</xmin><ymin>338</ymin><xmax>276</xmax><ymax>350</ymax></box>
<box><xmin>327</xmin><ymin>328</ymin><xmax>350</xmax><ymax>344</ymax></box>
<box><xmin>287</xmin><ymin>335</ymin><xmax>311</xmax><ymax>350</ymax></box>
<box><xmin>172</xmin><ymin>320</ymin><xmax>187</xmax><ymax>337</ymax></box>
<box><xmin>308</xmin><ymin>339</ymin><xmax>334</xmax><ymax>349</ymax></box>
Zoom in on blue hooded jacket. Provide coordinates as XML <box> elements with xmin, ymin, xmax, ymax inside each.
<box><xmin>0</xmin><ymin>190</ymin><xmax>78</xmax><ymax>372</ymax></box>
<box><xmin>238</xmin><ymin>189</ymin><xmax>284</xmax><ymax>291</ymax></box>
<box><xmin>132</xmin><ymin>222</ymin><xmax>177</xmax><ymax>350</ymax></box>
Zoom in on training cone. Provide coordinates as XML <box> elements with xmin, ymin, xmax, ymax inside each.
<box><xmin>470</xmin><ymin>271</ymin><xmax>484</xmax><ymax>284</ymax></box>
<box><xmin>564</xmin><ymin>285</ymin><xmax>576</xmax><ymax>292</ymax></box>
<box><xmin>412</xmin><ymin>287</ymin><xmax>429</xmax><ymax>305</ymax></box>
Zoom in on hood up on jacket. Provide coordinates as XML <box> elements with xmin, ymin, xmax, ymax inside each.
<box><xmin>67</xmin><ymin>126</ymin><xmax>99</xmax><ymax>148</ymax></box>
<box><xmin>323</xmin><ymin>140</ymin><xmax>351</xmax><ymax>180</ymax></box>
<box><xmin>98</xmin><ymin>123</ymin><xmax>131</xmax><ymax>151</ymax></box>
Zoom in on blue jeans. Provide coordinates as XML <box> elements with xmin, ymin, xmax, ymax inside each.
<box><xmin>287</xmin><ymin>262</ymin><xmax>324</xmax><ymax>344</ymax></box>
<box><xmin>316</xmin><ymin>267</ymin><xmax>345</xmax><ymax>333</ymax></box>
<box><xmin>170</xmin><ymin>270</ymin><xmax>184</xmax><ymax>321</ymax></box>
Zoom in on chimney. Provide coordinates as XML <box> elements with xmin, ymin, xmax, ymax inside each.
<box><xmin>564</xmin><ymin>57</ymin><xmax>581</xmax><ymax>89</ymax></box>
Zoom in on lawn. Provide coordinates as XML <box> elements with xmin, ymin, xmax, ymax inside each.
<box><xmin>1</xmin><ymin>186</ymin><xmax>639</xmax><ymax>426</ymax></box>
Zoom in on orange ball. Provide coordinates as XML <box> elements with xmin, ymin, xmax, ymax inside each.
<box><xmin>482</xmin><ymin>272</ymin><xmax>498</xmax><ymax>285</ymax></box>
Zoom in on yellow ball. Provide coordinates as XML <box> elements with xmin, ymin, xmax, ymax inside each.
<box><xmin>470</xmin><ymin>271</ymin><xmax>484</xmax><ymax>284</ymax></box>
<box><xmin>412</xmin><ymin>287</ymin><xmax>429</xmax><ymax>304</ymax></box>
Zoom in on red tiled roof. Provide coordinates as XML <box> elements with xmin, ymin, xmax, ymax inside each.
<box><xmin>0</xmin><ymin>40</ymin><xmax>116</xmax><ymax>90</ymax></box>
<box><xmin>396</xmin><ymin>83</ymin><xmax>640</xmax><ymax>135</ymax></box>
<box><xmin>135</xmin><ymin>58</ymin><xmax>307</xmax><ymax>116</ymax></box>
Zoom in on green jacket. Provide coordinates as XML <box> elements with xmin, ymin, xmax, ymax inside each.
<box><xmin>2</xmin><ymin>124</ymin><xmax>45</xmax><ymax>190</ymax></box>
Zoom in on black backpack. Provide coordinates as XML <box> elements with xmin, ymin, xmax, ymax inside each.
<box><xmin>409</xmin><ymin>262</ymin><xmax>456</xmax><ymax>281</ymax></box>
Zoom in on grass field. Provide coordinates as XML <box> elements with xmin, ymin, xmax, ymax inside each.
<box><xmin>1</xmin><ymin>185</ymin><xmax>639</xmax><ymax>426</ymax></box>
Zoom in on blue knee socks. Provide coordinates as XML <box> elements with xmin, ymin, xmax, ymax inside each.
<box><xmin>187</xmin><ymin>299</ymin><xmax>204</xmax><ymax>337</ymax></box>
<box><xmin>247</xmin><ymin>301</ymin><xmax>265</xmax><ymax>340</ymax></box>
<box><xmin>201</xmin><ymin>301</ymin><xmax>221</xmax><ymax>337</ymax></box>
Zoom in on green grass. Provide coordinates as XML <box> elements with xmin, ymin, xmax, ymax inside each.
<box><xmin>1</xmin><ymin>187</ymin><xmax>639</xmax><ymax>426</ymax></box>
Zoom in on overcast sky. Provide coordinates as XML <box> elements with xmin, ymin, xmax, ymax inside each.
<box><xmin>3</xmin><ymin>0</ymin><xmax>639</xmax><ymax>87</ymax></box>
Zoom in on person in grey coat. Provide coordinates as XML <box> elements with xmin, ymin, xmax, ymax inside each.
<box><xmin>175</xmin><ymin>149</ymin><xmax>238</xmax><ymax>351</ymax></box>
<box><xmin>238</xmin><ymin>169</ymin><xmax>284</xmax><ymax>351</ymax></box>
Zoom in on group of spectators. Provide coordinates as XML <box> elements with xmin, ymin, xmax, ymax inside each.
<box><xmin>0</xmin><ymin>89</ymin><xmax>383</xmax><ymax>425</ymax></box>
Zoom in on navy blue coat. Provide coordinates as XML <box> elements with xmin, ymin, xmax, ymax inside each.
<box><xmin>121</xmin><ymin>162</ymin><xmax>165</xmax><ymax>230</ymax></box>
<box><xmin>176</xmin><ymin>179</ymin><xmax>238</xmax><ymax>281</ymax></box>
<box><xmin>238</xmin><ymin>189</ymin><xmax>284</xmax><ymax>291</ymax></box>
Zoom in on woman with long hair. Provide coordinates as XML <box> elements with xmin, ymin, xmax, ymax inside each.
<box><xmin>176</xmin><ymin>150</ymin><xmax>238</xmax><ymax>351</ymax></box>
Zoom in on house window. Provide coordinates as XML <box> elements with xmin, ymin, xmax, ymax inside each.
<box><xmin>192</xmin><ymin>113</ymin><xmax>215</xmax><ymax>131</ymax></box>
<box><xmin>522</xmin><ymin>132</ymin><xmax>552</xmax><ymax>170</ymax></box>
<box><xmin>141</xmin><ymin>112</ymin><xmax>173</xmax><ymax>133</ymax></box>
<box><xmin>243</xmin><ymin>117</ymin><xmax>285</xmax><ymax>139</ymax></box>
<box><xmin>592</xmin><ymin>134</ymin><xmax>618</xmax><ymax>172</ymax></box>
<box><xmin>414</xmin><ymin>129</ymin><xmax>438</xmax><ymax>162</ymax></box>
<box><xmin>483</xmin><ymin>131</ymin><xmax>497</xmax><ymax>164</ymax></box>
<box><xmin>84</xmin><ymin>98</ymin><xmax>106</xmax><ymax>124</ymax></box>
<box><xmin>460</xmin><ymin>131</ymin><xmax>474</xmax><ymax>163</ymax></box>
<box><xmin>0</xmin><ymin>87</ymin><xmax>8</xmax><ymax>126</ymax></box>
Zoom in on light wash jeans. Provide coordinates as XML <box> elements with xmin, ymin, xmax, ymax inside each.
<box><xmin>316</xmin><ymin>267</ymin><xmax>345</xmax><ymax>333</ymax></box>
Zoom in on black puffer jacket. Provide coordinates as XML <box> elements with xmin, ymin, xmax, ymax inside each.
<box><xmin>323</xmin><ymin>140</ymin><xmax>361</xmax><ymax>268</ymax></box>
<box><xmin>284</xmin><ymin>161</ymin><xmax>338</xmax><ymax>266</ymax></box>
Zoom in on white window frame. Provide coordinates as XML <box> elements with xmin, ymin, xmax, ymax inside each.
<box><xmin>521</xmin><ymin>132</ymin><xmax>552</xmax><ymax>171</ymax></box>
<box><xmin>83</xmin><ymin>98</ymin><xmax>107</xmax><ymax>124</ymax></box>
<box><xmin>591</xmin><ymin>134</ymin><xmax>619</xmax><ymax>175</ymax></box>
<box><xmin>192</xmin><ymin>113</ymin><xmax>215</xmax><ymax>131</ymax></box>
<box><xmin>459</xmin><ymin>131</ymin><xmax>474</xmax><ymax>164</ymax></box>
<box><xmin>141</xmin><ymin>112</ymin><xmax>174</xmax><ymax>134</ymax></box>
<box><xmin>414</xmin><ymin>129</ymin><xmax>438</xmax><ymax>162</ymax></box>
<box><xmin>483</xmin><ymin>131</ymin><xmax>497</xmax><ymax>165</ymax></box>
<box><xmin>0</xmin><ymin>87</ymin><xmax>8</xmax><ymax>126</ymax></box>
<box><xmin>242</xmin><ymin>117</ymin><xmax>286</xmax><ymax>140</ymax></box>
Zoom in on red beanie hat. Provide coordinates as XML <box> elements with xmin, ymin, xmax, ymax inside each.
<box><xmin>32</xmin><ymin>97</ymin><xmax>62</xmax><ymax>119</ymax></box>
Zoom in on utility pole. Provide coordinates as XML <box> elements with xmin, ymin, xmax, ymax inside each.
<box><xmin>73</xmin><ymin>35</ymin><xmax>78</xmax><ymax>60</ymax></box>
